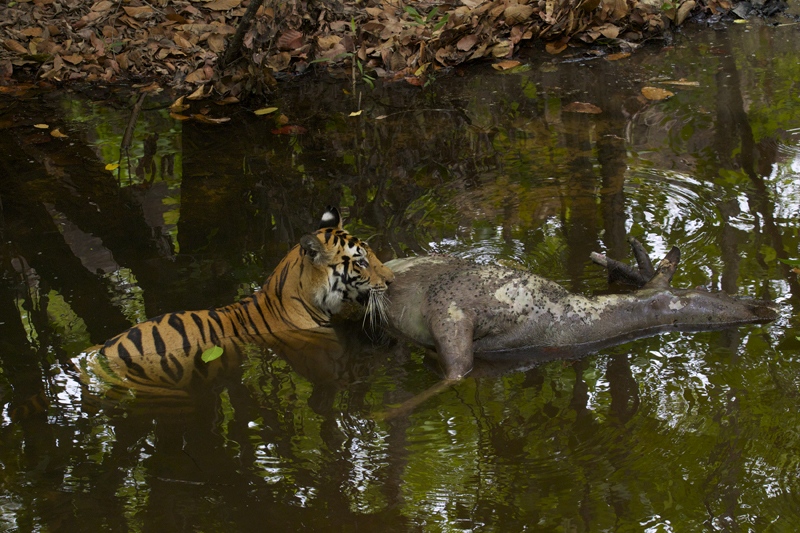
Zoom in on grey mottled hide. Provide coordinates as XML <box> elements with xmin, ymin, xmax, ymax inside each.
<box><xmin>383</xmin><ymin>256</ymin><xmax>778</xmax><ymax>379</ymax></box>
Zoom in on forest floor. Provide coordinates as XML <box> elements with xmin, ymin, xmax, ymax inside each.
<box><xmin>0</xmin><ymin>0</ymin><xmax>792</xmax><ymax>99</ymax></box>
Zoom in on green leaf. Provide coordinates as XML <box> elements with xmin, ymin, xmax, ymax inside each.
<box><xmin>433</xmin><ymin>13</ymin><xmax>449</xmax><ymax>32</ymax></box>
<box><xmin>404</xmin><ymin>6</ymin><xmax>423</xmax><ymax>23</ymax></box>
<box><xmin>778</xmin><ymin>257</ymin><xmax>800</xmax><ymax>267</ymax></box>
<box><xmin>426</xmin><ymin>6</ymin><xmax>439</xmax><ymax>22</ymax></box>
<box><xmin>201</xmin><ymin>345</ymin><xmax>224</xmax><ymax>363</ymax></box>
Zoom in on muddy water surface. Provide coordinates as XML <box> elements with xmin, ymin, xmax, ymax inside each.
<box><xmin>1</xmin><ymin>21</ymin><xmax>799</xmax><ymax>532</ymax></box>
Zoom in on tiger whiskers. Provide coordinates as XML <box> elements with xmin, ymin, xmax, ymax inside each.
<box><xmin>363</xmin><ymin>289</ymin><xmax>389</xmax><ymax>333</ymax></box>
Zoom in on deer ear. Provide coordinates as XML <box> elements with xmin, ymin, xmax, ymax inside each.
<box><xmin>318</xmin><ymin>206</ymin><xmax>343</xmax><ymax>230</ymax></box>
<box><xmin>300</xmin><ymin>234</ymin><xmax>329</xmax><ymax>265</ymax></box>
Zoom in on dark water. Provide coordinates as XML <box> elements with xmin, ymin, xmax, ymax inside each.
<box><xmin>1</xmin><ymin>20</ymin><xmax>799</xmax><ymax>532</ymax></box>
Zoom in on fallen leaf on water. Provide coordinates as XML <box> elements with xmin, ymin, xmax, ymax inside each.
<box><xmin>254</xmin><ymin>107</ymin><xmax>278</xmax><ymax>115</ymax></box>
<box><xmin>404</xmin><ymin>76</ymin><xmax>424</xmax><ymax>86</ymax></box>
<box><xmin>375</xmin><ymin>115</ymin><xmax>387</xmax><ymax>120</ymax></box>
<box><xmin>793</xmin><ymin>267</ymin><xmax>800</xmax><ymax>274</ymax></box>
<box><xmin>605</xmin><ymin>52</ymin><xmax>630</xmax><ymax>61</ymax></box>
<box><xmin>50</xmin><ymin>128</ymin><xmax>68</xmax><ymax>138</ymax></box>
<box><xmin>641</xmin><ymin>86</ymin><xmax>674</xmax><ymax>100</ymax></box>
<box><xmin>170</xmin><ymin>95</ymin><xmax>188</xmax><ymax>112</ymax></box>
<box><xmin>105</xmin><ymin>163</ymin><xmax>120</xmax><ymax>171</ymax></box>
<box><xmin>348</xmin><ymin>110</ymin><xmax>362</xmax><ymax>117</ymax></box>
<box><xmin>170</xmin><ymin>112</ymin><xmax>192</xmax><ymax>120</ymax></box>
<box><xmin>660</xmin><ymin>80</ymin><xmax>700</xmax><ymax>86</ymax></box>
<box><xmin>186</xmin><ymin>85</ymin><xmax>209</xmax><ymax>100</ymax></box>
<box><xmin>278</xmin><ymin>114</ymin><xmax>289</xmax><ymax>125</ymax></box>
<box><xmin>563</xmin><ymin>102</ymin><xmax>602</xmax><ymax>114</ymax></box>
<box><xmin>215</xmin><ymin>96</ymin><xmax>240</xmax><ymax>105</ymax></box>
<box><xmin>493</xmin><ymin>60</ymin><xmax>521</xmax><ymax>70</ymax></box>
<box><xmin>193</xmin><ymin>114</ymin><xmax>230</xmax><ymax>124</ymax></box>
<box><xmin>34</xmin><ymin>123</ymin><xmax>49</xmax><ymax>129</ymax></box>
<box><xmin>138</xmin><ymin>82</ymin><xmax>162</xmax><ymax>93</ymax></box>
<box><xmin>201</xmin><ymin>345</ymin><xmax>223</xmax><ymax>363</ymax></box>
<box><xmin>546</xmin><ymin>41</ymin><xmax>567</xmax><ymax>54</ymax></box>
<box><xmin>271</xmin><ymin>125</ymin><xmax>308</xmax><ymax>135</ymax></box>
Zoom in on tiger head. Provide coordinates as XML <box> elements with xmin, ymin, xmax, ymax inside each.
<box><xmin>299</xmin><ymin>207</ymin><xmax>394</xmax><ymax>317</ymax></box>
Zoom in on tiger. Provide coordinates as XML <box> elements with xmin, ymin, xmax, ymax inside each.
<box><xmin>79</xmin><ymin>206</ymin><xmax>394</xmax><ymax>397</ymax></box>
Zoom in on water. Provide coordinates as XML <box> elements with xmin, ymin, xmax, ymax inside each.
<box><xmin>1</xmin><ymin>20</ymin><xmax>799</xmax><ymax>532</ymax></box>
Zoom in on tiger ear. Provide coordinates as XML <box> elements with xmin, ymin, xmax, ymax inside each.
<box><xmin>318</xmin><ymin>206</ymin><xmax>343</xmax><ymax>230</ymax></box>
<box><xmin>300</xmin><ymin>234</ymin><xmax>330</xmax><ymax>265</ymax></box>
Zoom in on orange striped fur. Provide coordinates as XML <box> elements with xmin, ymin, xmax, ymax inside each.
<box><xmin>83</xmin><ymin>207</ymin><xmax>393</xmax><ymax>393</ymax></box>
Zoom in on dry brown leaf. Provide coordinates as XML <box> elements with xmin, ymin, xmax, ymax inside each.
<box><xmin>676</xmin><ymin>0</ymin><xmax>696</xmax><ymax>24</ymax></box>
<box><xmin>208</xmin><ymin>34</ymin><xmax>226</xmax><ymax>53</ymax></box>
<box><xmin>20</xmin><ymin>27</ymin><xmax>43</xmax><ymax>38</ymax></box>
<box><xmin>597</xmin><ymin>23</ymin><xmax>620</xmax><ymax>39</ymax></box>
<box><xmin>493</xmin><ymin>60</ymin><xmax>521</xmax><ymax>70</ymax></box>
<box><xmin>185</xmin><ymin>68</ymin><xmax>208</xmax><ymax>83</ymax></box>
<box><xmin>546</xmin><ymin>41</ymin><xmax>567</xmax><ymax>54</ymax></box>
<box><xmin>61</xmin><ymin>54</ymin><xmax>83</xmax><ymax>65</ymax></box>
<box><xmin>34</xmin><ymin>124</ymin><xmax>49</xmax><ymax>129</ymax></box>
<box><xmin>504</xmin><ymin>4</ymin><xmax>534</xmax><ymax>24</ymax></box>
<box><xmin>4</xmin><ymin>40</ymin><xmax>28</xmax><ymax>55</ymax></box>
<box><xmin>170</xmin><ymin>112</ymin><xmax>192</xmax><ymax>120</ymax></box>
<box><xmin>91</xmin><ymin>0</ymin><xmax>114</xmax><ymax>11</ymax></box>
<box><xmin>50</xmin><ymin>128</ymin><xmax>68</xmax><ymax>138</ymax></box>
<box><xmin>204</xmin><ymin>0</ymin><xmax>241</xmax><ymax>10</ymax></box>
<box><xmin>123</xmin><ymin>6</ymin><xmax>153</xmax><ymax>18</ymax></box>
<box><xmin>277</xmin><ymin>30</ymin><xmax>303</xmax><ymax>51</ymax></box>
<box><xmin>563</xmin><ymin>102</ymin><xmax>602</xmax><ymax>114</ymax></box>
<box><xmin>187</xmin><ymin>86</ymin><xmax>209</xmax><ymax>100</ymax></box>
<box><xmin>268</xmin><ymin>52</ymin><xmax>291</xmax><ymax>71</ymax></box>
<box><xmin>278</xmin><ymin>114</ymin><xmax>289</xmax><ymax>125</ymax></box>
<box><xmin>491</xmin><ymin>41</ymin><xmax>512</xmax><ymax>58</ymax></box>
<box><xmin>170</xmin><ymin>95</ymin><xmax>189</xmax><ymax>112</ymax></box>
<box><xmin>138</xmin><ymin>82</ymin><xmax>162</xmax><ymax>92</ymax></box>
<box><xmin>317</xmin><ymin>35</ymin><xmax>341</xmax><ymax>51</ymax></box>
<box><xmin>456</xmin><ymin>33</ymin><xmax>479</xmax><ymax>51</ymax></box>
<box><xmin>602</xmin><ymin>0</ymin><xmax>628</xmax><ymax>19</ymax></box>
<box><xmin>605</xmin><ymin>52</ymin><xmax>630</xmax><ymax>61</ymax></box>
<box><xmin>641</xmin><ymin>86</ymin><xmax>674</xmax><ymax>100</ymax></box>
<box><xmin>179</xmin><ymin>23</ymin><xmax>236</xmax><ymax>35</ymax></box>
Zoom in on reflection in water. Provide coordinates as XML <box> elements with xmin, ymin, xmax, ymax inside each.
<box><xmin>0</xmin><ymin>22</ymin><xmax>799</xmax><ymax>532</ymax></box>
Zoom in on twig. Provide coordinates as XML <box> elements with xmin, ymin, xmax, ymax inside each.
<box><xmin>220</xmin><ymin>0</ymin><xmax>267</xmax><ymax>70</ymax></box>
<box><xmin>118</xmin><ymin>92</ymin><xmax>146</xmax><ymax>186</ymax></box>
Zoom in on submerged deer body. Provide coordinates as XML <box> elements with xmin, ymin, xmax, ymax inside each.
<box><xmin>383</xmin><ymin>239</ymin><xmax>778</xmax><ymax>380</ymax></box>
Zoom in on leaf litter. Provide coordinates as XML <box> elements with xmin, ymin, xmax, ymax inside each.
<box><xmin>0</xmin><ymin>0</ymin><xmax>776</xmax><ymax>100</ymax></box>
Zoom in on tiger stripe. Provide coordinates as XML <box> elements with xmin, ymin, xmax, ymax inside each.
<box><xmin>83</xmin><ymin>207</ymin><xmax>394</xmax><ymax>394</ymax></box>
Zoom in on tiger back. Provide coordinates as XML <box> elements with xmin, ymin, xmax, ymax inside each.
<box><xmin>79</xmin><ymin>207</ymin><xmax>394</xmax><ymax>395</ymax></box>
